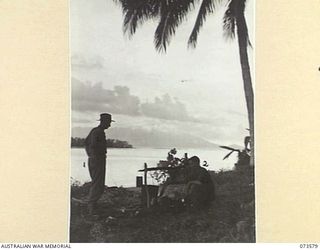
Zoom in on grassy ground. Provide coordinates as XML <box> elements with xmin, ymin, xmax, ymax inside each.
<box><xmin>69</xmin><ymin>165</ymin><xmax>255</xmax><ymax>243</ymax></box>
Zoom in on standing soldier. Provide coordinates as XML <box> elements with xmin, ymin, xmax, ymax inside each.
<box><xmin>85</xmin><ymin>113</ymin><xmax>114</xmax><ymax>215</ymax></box>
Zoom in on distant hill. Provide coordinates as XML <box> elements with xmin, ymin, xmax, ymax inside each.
<box><xmin>71</xmin><ymin>137</ymin><xmax>133</xmax><ymax>148</ymax></box>
<box><xmin>72</xmin><ymin>127</ymin><xmax>219</xmax><ymax>149</ymax></box>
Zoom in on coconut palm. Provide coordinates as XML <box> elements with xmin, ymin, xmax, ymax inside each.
<box><xmin>114</xmin><ymin>0</ymin><xmax>254</xmax><ymax>165</ymax></box>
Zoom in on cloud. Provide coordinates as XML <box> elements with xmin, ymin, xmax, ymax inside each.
<box><xmin>71</xmin><ymin>54</ymin><xmax>104</xmax><ymax>70</ymax></box>
<box><xmin>71</xmin><ymin>77</ymin><xmax>248</xmax><ymax>145</ymax></box>
<box><xmin>71</xmin><ymin>116</ymin><xmax>92</xmax><ymax>123</ymax></box>
<box><xmin>72</xmin><ymin>78</ymin><xmax>141</xmax><ymax>116</ymax></box>
<box><xmin>141</xmin><ymin>94</ymin><xmax>197</xmax><ymax>122</ymax></box>
<box><xmin>72</xmin><ymin>78</ymin><xmax>198</xmax><ymax>122</ymax></box>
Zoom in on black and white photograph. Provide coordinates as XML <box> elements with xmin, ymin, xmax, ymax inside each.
<box><xmin>70</xmin><ymin>0</ymin><xmax>255</xmax><ymax>243</ymax></box>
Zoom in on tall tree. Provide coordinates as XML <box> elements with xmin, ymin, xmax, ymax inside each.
<box><xmin>114</xmin><ymin>0</ymin><xmax>254</xmax><ymax>165</ymax></box>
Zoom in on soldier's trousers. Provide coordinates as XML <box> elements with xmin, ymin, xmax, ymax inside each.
<box><xmin>88</xmin><ymin>156</ymin><xmax>106</xmax><ymax>204</ymax></box>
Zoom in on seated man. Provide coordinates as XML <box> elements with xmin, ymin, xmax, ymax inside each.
<box><xmin>157</xmin><ymin>156</ymin><xmax>215</xmax><ymax>208</ymax></box>
<box><xmin>184</xmin><ymin>156</ymin><xmax>215</xmax><ymax>208</ymax></box>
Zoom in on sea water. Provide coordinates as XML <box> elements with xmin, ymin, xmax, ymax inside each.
<box><xmin>71</xmin><ymin>147</ymin><xmax>238</xmax><ymax>187</ymax></box>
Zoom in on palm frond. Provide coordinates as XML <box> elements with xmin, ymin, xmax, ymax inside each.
<box><xmin>188</xmin><ymin>0</ymin><xmax>221</xmax><ymax>48</ymax></box>
<box><xmin>219</xmin><ymin>145</ymin><xmax>236</xmax><ymax>151</ymax></box>
<box><xmin>115</xmin><ymin>0</ymin><xmax>252</xmax><ymax>52</ymax></box>
<box><xmin>223</xmin><ymin>150</ymin><xmax>234</xmax><ymax>160</ymax></box>
<box><xmin>223</xmin><ymin>4</ymin><xmax>235</xmax><ymax>40</ymax></box>
<box><xmin>154</xmin><ymin>0</ymin><xmax>197</xmax><ymax>52</ymax></box>
<box><xmin>118</xmin><ymin>0</ymin><xmax>159</xmax><ymax>37</ymax></box>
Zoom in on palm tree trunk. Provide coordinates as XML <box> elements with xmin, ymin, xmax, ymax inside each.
<box><xmin>236</xmin><ymin>10</ymin><xmax>254</xmax><ymax>166</ymax></box>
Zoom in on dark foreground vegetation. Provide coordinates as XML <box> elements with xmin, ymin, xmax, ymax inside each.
<box><xmin>70</xmin><ymin>165</ymin><xmax>255</xmax><ymax>243</ymax></box>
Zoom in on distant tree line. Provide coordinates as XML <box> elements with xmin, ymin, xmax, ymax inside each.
<box><xmin>71</xmin><ymin>137</ymin><xmax>133</xmax><ymax>148</ymax></box>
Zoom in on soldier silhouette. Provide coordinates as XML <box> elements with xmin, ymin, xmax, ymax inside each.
<box><xmin>85</xmin><ymin>113</ymin><xmax>114</xmax><ymax>215</ymax></box>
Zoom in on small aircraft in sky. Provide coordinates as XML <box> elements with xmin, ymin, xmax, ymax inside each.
<box><xmin>180</xmin><ymin>79</ymin><xmax>192</xmax><ymax>83</ymax></box>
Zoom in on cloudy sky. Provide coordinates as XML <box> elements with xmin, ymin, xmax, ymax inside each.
<box><xmin>70</xmin><ymin>0</ymin><xmax>254</xmax><ymax>147</ymax></box>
